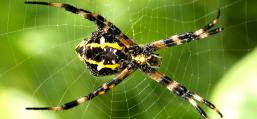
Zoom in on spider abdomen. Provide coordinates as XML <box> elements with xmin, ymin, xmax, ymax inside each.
<box><xmin>75</xmin><ymin>31</ymin><xmax>129</xmax><ymax>76</ymax></box>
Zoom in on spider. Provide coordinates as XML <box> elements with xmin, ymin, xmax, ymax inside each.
<box><xmin>25</xmin><ymin>1</ymin><xmax>224</xmax><ymax>119</ymax></box>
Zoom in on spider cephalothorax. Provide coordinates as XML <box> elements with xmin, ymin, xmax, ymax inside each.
<box><xmin>129</xmin><ymin>45</ymin><xmax>161</xmax><ymax>68</ymax></box>
<box><xmin>25</xmin><ymin>1</ymin><xmax>223</xmax><ymax>119</ymax></box>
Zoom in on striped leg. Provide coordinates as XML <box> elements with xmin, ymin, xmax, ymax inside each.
<box><xmin>24</xmin><ymin>1</ymin><xmax>136</xmax><ymax>48</ymax></box>
<box><xmin>26</xmin><ymin>62</ymin><xmax>137</xmax><ymax>110</ymax></box>
<box><xmin>146</xmin><ymin>70</ymin><xmax>223</xmax><ymax>119</ymax></box>
<box><xmin>25</xmin><ymin>1</ymin><xmax>108</xmax><ymax>28</ymax></box>
<box><xmin>148</xmin><ymin>9</ymin><xmax>223</xmax><ymax>50</ymax></box>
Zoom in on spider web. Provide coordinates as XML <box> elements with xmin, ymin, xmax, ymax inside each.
<box><xmin>1</xmin><ymin>0</ymin><xmax>256</xmax><ymax>119</ymax></box>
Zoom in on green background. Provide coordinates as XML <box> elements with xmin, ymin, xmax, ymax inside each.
<box><xmin>0</xmin><ymin>0</ymin><xmax>256</xmax><ymax>119</ymax></box>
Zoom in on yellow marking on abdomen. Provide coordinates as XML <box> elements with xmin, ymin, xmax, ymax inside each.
<box><xmin>86</xmin><ymin>43</ymin><xmax>123</xmax><ymax>50</ymax></box>
<box><xmin>85</xmin><ymin>59</ymin><xmax>120</xmax><ymax>70</ymax></box>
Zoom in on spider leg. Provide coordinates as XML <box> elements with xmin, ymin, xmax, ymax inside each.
<box><xmin>26</xmin><ymin>62</ymin><xmax>137</xmax><ymax>110</ymax></box>
<box><xmin>25</xmin><ymin>1</ymin><xmax>107</xmax><ymax>28</ymax></box>
<box><xmin>148</xmin><ymin>9</ymin><xmax>223</xmax><ymax>50</ymax></box>
<box><xmin>141</xmin><ymin>67</ymin><xmax>222</xmax><ymax>118</ymax></box>
<box><xmin>24</xmin><ymin>1</ymin><xmax>136</xmax><ymax>48</ymax></box>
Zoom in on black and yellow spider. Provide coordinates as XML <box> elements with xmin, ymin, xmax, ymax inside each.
<box><xmin>25</xmin><ymin>1</ymin><xmax>223</xmax><ymax>119</ymax></box>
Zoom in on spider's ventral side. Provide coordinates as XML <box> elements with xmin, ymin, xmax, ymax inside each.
<box><xmin>25</xmin><ymin>1</ymin><xmax>224</xmax><ymax>119</ymax></box>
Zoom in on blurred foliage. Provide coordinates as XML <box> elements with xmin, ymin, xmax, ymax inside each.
<box><xmin>209</xmin><ymin>48</ymin><xmax>257</xmax><ymax>119</ymax></box>
<box><xmin>0</xmin><ymin>0</ymin><xmax>256</xmax><ymax>119</ymax></box>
